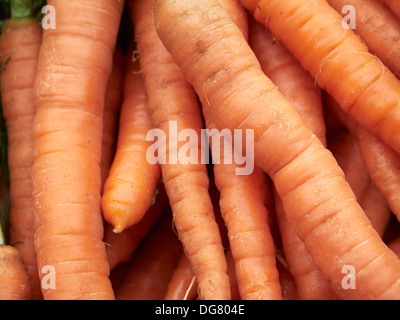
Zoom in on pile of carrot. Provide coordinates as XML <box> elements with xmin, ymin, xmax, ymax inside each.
<box><xmin>0</xmin><ymin>0</ymin><xmax>400</xmax><ymax>300</ymax></box>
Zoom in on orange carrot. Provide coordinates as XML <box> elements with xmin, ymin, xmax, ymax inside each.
<box><xmin>32</xmin><ymin>0</ymin><xmax>124</xmax><ymax>300</ymax></box>
<box><xmin>327</xmin><ymin>0</ymin><xmax>400</xmax><ymax>79</ymax></box>
<box><xmin>101</xmin><ymin>47</ymin><xmax>124</xmax><ymax>187</ymax></box>
<box><xmin>155</xmin><ymin>0</ymin><xmax>400</xmax><ymax>299</ymax></box>
<box><xmin>241</xmin><ymin>0</ymin><xmax>400</xmax><ymax>155</ymax></box>
<box><xmin>328</xmin><ymin>130</ymin><xmax>391</xmax><ymax>238</ymax></box>
<box><xmin>101</xmin><ymin>46</ymin><xmax>161</xmax><ymax>233</ymax></box>
<box><xmin>116</xmin><ymin>211</ymin><xmax>182</xmax><ymax>300</ymax></box>
<box><xmin>131</xmin><ymin>0</ymin><xmax>230</xmax><ymax>300</ymax></box>
<box><xmin>274</xmin><ymin>189</ymin><xmax>339</xmax><ymax>300</ymax></box>
<box><xmin>164</xmin><ymin>253</ymin><xmax>198</xmax><ymax>300</ymax></box>
<box><xmin>382</xmin><ymin>0</ymin><xmax>400</xmax><ymax>19</ymax></box>
<box><xmin>209</xmin><ymin>128</ymin><xmax>282</xmax><ymax>300</ymax></box>
<box><xmin>218</xmin><ymin>0</ymin><xmax>249</xmax><ymax>41</ymax></box>
<box><xmin>0</xmin><ymin>13</ymin><xmax>42</xmax><ymax>300</ymax></box>
<box><xmin>248</xmin><ymin>18</ymin><xmax>327</xmax><ymax>146</ymax></box>
<box><xmin>104</xmin><ymin>185</ymin><xmax>168</xmax><ymax>270</ymax></box>
<box><xmin>324</xmin><ymin>92</ymin><xmax>400</xmax><ymax>222</ymax></box>
<box><xmin>0</xmin><ymin>245</ymin><xmax>31</xmax><ymax>300</ymax></box>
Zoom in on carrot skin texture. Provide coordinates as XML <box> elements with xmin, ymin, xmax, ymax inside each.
<box><xmin>104</xmin><ymin>185</ymin><xmax>168</xmax><ymax>270</ymax></box>
<box><xmin>32</xmin><ymin>0</ymin><xmax>124</xmax><ymax>300</ymax></box>
<box><xmin>248</xmin><ymin>18</ymin><xmax>326</xmax><ymax>146</ymax></box>
<box><xmin>0</xmin><ymin>18</ymin><xmax>42</xmax><ymax>300</ymax></box>
<box><xmin>274</xmin><ymin>191</ymin><xmax>339</xmax><ymax>300</ymax></box>
<box><xmin>0</xmin><ymin>246</ymin><xmax>31</xmax><ymax>300</ymax></box>
<box><xmin>155</xmin><ymin>0</ymin><xmax>400</xmax><ymax>300</ymax></box>
<box><xmin>324</xmin><ymin>93</ymin><xmax>400</xmax><ymax>222</ymax></box>
<box><xmin>115</xmin><ymin>212</ymin><xmax>182</xmax><ymax>300</ymax></box>
<box><xmin>101</xmin><ymin>48</ymin><xmax>161</xmax><ymax>233</ymax></box>
<box><xmin>327</xmin><ymin>0</ymin><xmax>400</xmax><ymax>79</ymax></box>
<box><xmin>242</xmin><ymin>0</ymin><xmax>400</xmax><ymax>155</ymax></box>
<box><xmin>132</xmin><ymin>0</ymin><xmax>230</xmax><ymax>300</ymax></box>
<box><xmin>328</xmin><ymin>130</ymin><xmax>391</xmax><ymax>238</ymax></box>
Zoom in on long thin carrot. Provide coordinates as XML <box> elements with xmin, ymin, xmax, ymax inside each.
<box><xmin>382</xmin><ymin>0</ymin><xmax>400</xmax><ymax>19</ymax></box>
<box><xmin>327</xmin><ymin>0</ymin><xmax>400</xmax><ymax>79</ymax></box>
<box><xmin>101</xmin><ymin>45</ymin><xmax>161</xmax><ymax>233</ymax></box>
<box><xmin>0</xmin><ymin>1</ymin><xmax>42</xmax><ymax>300</ymax></box>
<box><xmin>155</xmin><ymin>0</ymin><xmax>400</xmax><ymax>299</ymax></box>
<box><xmin>131</xmin><ymin>0</ymin><xmax>230</xmax><ymax>300</ymax></box>
<box><xmin>101</xmin><ymin>47</ymin><xmax>124</xmax><ymax>187</ymax></box>
<box><xmin>104</xmin><ymin>184</ymin><xmax>168</xmax><ymax>270</ymax></box>
<box><xmin>241</xmin><ymin>0</ymin><xmax>400</xmax><ymax>155</ymax></box>
<box><xmin>248</xmin><ymin>18</ymin><xmax>327</xmax><ymax>146</ymax></box>
<box><xmin>209</xmin><ymin>122</ymin><xmax>282</xmax><ymax>300</ymax></box>
<box><xmin>32</xmin><ymin>0</ymin><xmax>124</xmax><ymax>300</ymax></box>
<box><xmin>324</xmin><ymin>92</ymin><xmax>400</xmax><ymax>222</ymax></box>
<box><xmin>115</xmin><ymin>211</ymin><xmax>182</xmax><ymax>300</ymax></box>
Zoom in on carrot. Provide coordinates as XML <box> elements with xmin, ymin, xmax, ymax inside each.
<box><xmin>218</xmin><ymin>0</ymin><xmax>249</xmax><ymax>41</ymax></box>
<box><xmin>327</xmin><ymin>0</ymin><xmax>400</xmax><ymax>79</ymax></box>
<box><xmin>104</xmin><ymin>184</ymin><xmax>168</xmax><ymax>270</ymax></box>
<box><xmin>274</xmin><ymin>189</ymin><xmax>339</xmax><ymax>300</ymax></box>
<box><xmin>115</xmin><ymin>211</ymin><xmax>182</xmax><ymax>300</ymax></box>
<box><xmin>0</xmin><ymin>1</ymin><xmax>42</xmax><ymax>300</ymax></box>
<box><xmin>328</xmin><ymin>130</ymin><xmax>391</xmax><ymax>238</ymax></box>
<box><xmin>0</xmin><ymin>245</ymin><xmax>31</xmax><ymax>300</ymax></box>
<box><xmin>164</xmin><ymin>253</ymin><xmax>198</xmax><ymax>300</ymax></box>
<box><xmin>101</xmin><ymin>47</ymin><xmax>124</xmax><ymax>187</ymax></box>
<box><xmin>101</xmin><ymin>45</ymin><xmax>162</xmax><ymax>233</ymax></box>
<box><xmin>209</xmin><ymin>123</ymin><xmax>282</xmax><ymax>300</ymax></box>
<box><xmin>155</xmin><ymin>0</ymin><xmax>400</xmax><ymax>299</ymax></box>
<box><xmin>324</xmin><ymin>92</ymin><xmax>400</xmax><ymax>222</ymax></box>
<box><xmin>248</xmin><ymin>18</ymin><xmax>327</xmax><ymax>146</ymax></box>
<box><xmin>131</xmin><ymin>0</ymin><xmax>231</xmax><ymax>300</ymax></box>
<box><xmin>241</xmin><ymin>0</ymin><xmax>400</xmax><ymax>155</ymax></box>
<box><xmin>32</xmin><ymin>0</ymin><xmax>124</xmax><ymax>300</ymax></box>
<box><xmin>382</xmin><ymin>0</ymin><xmax>400</xmax><ymax>19</ymax></box>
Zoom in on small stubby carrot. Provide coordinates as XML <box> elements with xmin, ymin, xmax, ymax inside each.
<box><xmin>115</xmin><ymin>211</ymin><xmax>182</xmax><ymax>300</ymax></box>
<box><xmin>324</xmin><ymin>92</ymin><xmax>400</xmax><ymax>222</ymax></box>
<box><xmin>382</xmin><ymin>0</ymin><xmax>400</xmax><ymax>19</ymax></box>
<box><xmin>241</xmin><ymin>0</ymin><xmax>400</xmax><ymax>155</ymax></box>
<box><xmin>0</xmin><ymin>245</ymin><xmax>31</xmax><ymax>300</ymax></box>
<box><xmin>328</xmin><ymin>130</ymin><xmax>391</xmax><ymax>238</ymax></box>
<box><xmin>32</xmin><ymin>0</ymin><xmax>125</xmax><ymax>300</ymax></box>
<box><xmin>274</xmin><ymin>189</ymin><xmax>339</xmax><ymax>300</ymax></box>
<box><xmin>101</xmin><ymin>47</ymin><xmax>125</xmax><ymax>187</ymax></box>
<box><xmin>101</xmin><ymin>46</ymin><xmax>162</xmax><ymax>233</ymax></box>
<box><xmin>0</xmin><ymin>5</ymin><xmax>42</xmax><ymax>300</ymax></box>
<box><xmin>155</xmin><ymin>0</ymin><xmax>400</xmax><ymax>299</ymax></box>
<box><xmin>132</xmin><ymin>0</ymin><xmax>231</xmax><ymax>300</ymax></box>
<box><xmin>104</xmin><ymin>184</ymin><xmax>168</xmax><ymax>271</ymax></box>
<box><xmin>248</xmin><ymin>18</ymin><xmax>327</xmax><ymax>146</ymax></box>
<box><xmin>327</xmin><ymin>0</ymin><xmax>400</xmax><ymax>79</ymax></box>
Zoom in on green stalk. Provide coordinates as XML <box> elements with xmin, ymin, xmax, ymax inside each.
<box><xmin>10</xmin><ymin>0</ymin><xmax>33</xmax><ymax>19</ymax></box>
